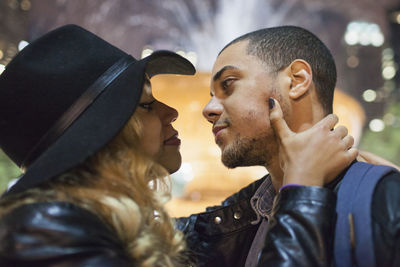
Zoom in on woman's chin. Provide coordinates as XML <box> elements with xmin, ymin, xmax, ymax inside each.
<box><xmin>166</xmin><ymin>160</ymin><xmax>182</xmax><ymax>174</ymax></box>
<box><xmin>158</xmin><ymin>153</ymin><xmax>182</xmax><ymax>175</ymax></box>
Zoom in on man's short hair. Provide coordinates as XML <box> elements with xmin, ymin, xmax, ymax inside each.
<box><xmin>221</xmin><ymin>26</ymin><xmax>336</xmax><ymax>114</ymax></box>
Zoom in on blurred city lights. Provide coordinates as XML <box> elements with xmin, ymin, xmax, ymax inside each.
<box><xmin>347</xmin><ymin>55</ymin><xmax>359</xmax><ymax>68</ymax></box>
<box><xmin>344</xmin><ymin>31</ymin><xmax>358</xmax><ymax>45</ymax></box>
<box><xmin>362</xmin><ymin>89</ymin><xmax>377</xmax><ymax>102</ymax></box>
<box><xmin>391</xmin><ymin>11</ymin><xmax>400</xmax><ymax>24</ymax></box>
<box><xmin>382</xmin><ymin>49</ymin><xmax>394</xmax><ymax>61</ymax></box>
<box><xmin>369</xmin><ymin>119</ymin><xmax>385</xmax><ymax>132</ymax></box>
<box><xmin>382</xmin><ymin>66</ymin><xmax>396</xmax><ymax>80</ymax></box>
<box><xmin>381</xmin><ymin>48</ymin><xmax>397</xmax><ymax>80</ymax></box>
<box><xmin>371</xmin><ymin>32</ymin><xmax>385</xmax><ymax>47</ymax></box>
<box><xmin>344</xmin><ymin>21</ymin><xmax>384</xmax><ymax>47</ymax></box>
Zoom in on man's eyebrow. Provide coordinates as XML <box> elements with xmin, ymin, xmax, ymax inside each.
<box><xmin>212</xmin><ymin>65</ymin><xmax>239</xmax><ymax>81</ymax></box>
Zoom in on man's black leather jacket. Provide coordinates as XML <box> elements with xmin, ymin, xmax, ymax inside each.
<box><xmin>177</xmin><ymin>172</ymin><xmax>400</xmax><ymax>267</ymax></box>
<box><xmin>176</xmin><ymin>177</ymin><xmax>337</xmax><ymax>267</ymax></box>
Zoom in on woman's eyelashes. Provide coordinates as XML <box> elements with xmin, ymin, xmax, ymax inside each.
<box><xmin>139</xmin><ymin>100</ymin><xmax>156</xmax><ymax>111</ymax></box>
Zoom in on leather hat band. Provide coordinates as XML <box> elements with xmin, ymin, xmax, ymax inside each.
<box><xmin>20</xmin><ymin>55</ymin><xmax>136</xmax><ymax>171</ymax></box>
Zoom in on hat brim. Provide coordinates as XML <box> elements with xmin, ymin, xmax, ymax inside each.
<box><xmin>4</xmin><ymin>51</ymin><xmax>195</xmax><ymax>196</ymax></box>
<box><xmin>145</xmin><ymin>50</ymin><xmax>196</xmax><ymax>78</ymax></box>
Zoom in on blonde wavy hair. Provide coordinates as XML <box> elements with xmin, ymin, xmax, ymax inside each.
<box><xmin>0</xmin><ymin>112</ymin><xmax>190</xmax><ymax>266</ymax></box>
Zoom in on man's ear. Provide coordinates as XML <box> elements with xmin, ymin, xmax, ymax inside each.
<box><xmin>288</xmin><ymin>59</ymin><xmax>313</xmax><ymax>100</ymax></box>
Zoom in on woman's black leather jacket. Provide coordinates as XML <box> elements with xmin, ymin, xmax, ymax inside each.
<box><xmin>0</xmin><ymin>177</ymin><xmax>337</xmax><ymax>267</ymax></box>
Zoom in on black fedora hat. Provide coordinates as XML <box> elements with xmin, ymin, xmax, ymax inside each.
<box><xmin>0</xmin><ymin>24</ymin><xmax>195</xmax><ymax>196</ymax></box>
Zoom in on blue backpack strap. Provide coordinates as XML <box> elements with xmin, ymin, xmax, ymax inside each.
<box><xmin>334</xmin><ymin>162</ymin><xmax>396</xmax><ymax>267</ymax></box>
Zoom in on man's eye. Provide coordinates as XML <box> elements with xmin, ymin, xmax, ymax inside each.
<box><xmin>221</xmin><ymin>79</ymin><xmax>234</xmax><ymax>90</ymax></box>
<box><xmin>139</xmin><ymin>100</ymin><xmax>155</xmax><ymax>111</ymax></box>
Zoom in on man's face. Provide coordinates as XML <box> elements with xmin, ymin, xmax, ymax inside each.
<box><xmin>202</xmin><ymin>41</ymin><xmax>286</xmax><ymax>168</ymax></box>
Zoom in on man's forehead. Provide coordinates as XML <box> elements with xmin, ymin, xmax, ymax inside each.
<box><xmin>212</xmin><ymin>41</ymin><xmax>248</xmax><ymax>72</ymax></box>
<box><xmin>213</xmin><ymin>41</ymin><xmax>269</xmax><ymax>79</ymax></box>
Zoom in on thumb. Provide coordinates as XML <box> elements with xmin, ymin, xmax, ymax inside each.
<box><xmin>269</xmin><ymin>97</ymin><xmax>292</xmax><ymax>140</ymax></box>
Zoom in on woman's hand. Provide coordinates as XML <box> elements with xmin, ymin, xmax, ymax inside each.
<box><xmin>269</xmin><ymin>98</ymin><xmax>358</xmax><ymax>187</ymax></box>
<box><xmin>358</xmin><ymin>150</ymin><xmax>400</xmax><ymax>171</ymax></box>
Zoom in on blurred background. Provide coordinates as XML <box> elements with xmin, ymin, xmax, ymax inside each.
<box><xmin>1</xmin><ymin>0</ymin><xmax>400</xmax><ymax>216</ymax></box>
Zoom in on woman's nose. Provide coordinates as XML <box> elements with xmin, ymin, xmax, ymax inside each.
<box><xmin>161</xmin><ymin>102</ymin><xmax>178</xmax><ymax>124</ymax></box>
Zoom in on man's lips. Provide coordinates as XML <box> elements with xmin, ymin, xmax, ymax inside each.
<box><xmin>212</xmin><ymin>125</ymin><xmax>227</xmax><ymax>138</ymax></box>
<box><xmin>164</xmin><ymin>133</ymin><xmax>181</xmax><ymax>146</ymax></box>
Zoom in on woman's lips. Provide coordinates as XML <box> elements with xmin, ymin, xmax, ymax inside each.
<box><xmin>164</xmin><ymin>134</ymin><xmax>181</xmax><ymax>146</ymax></box>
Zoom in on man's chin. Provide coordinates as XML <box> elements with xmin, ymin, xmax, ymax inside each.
<box><xmin>221</xmin><ymin>159</ymin><xmax>239</xmax><ymax>169</ymax></box>
<box><xmin>221</xmin><ymin>143</ymin><xmax>267</xmax><ymax>169</ymax></box>
<box><xmin>221</xmin><ymin>149</ymin><xmax>243</xmax><ymax>169</ymax></box>
<box><xmin>221</xmin><ymin>156</ymin><xmax>254</xmax><ymax>168</ymax></box>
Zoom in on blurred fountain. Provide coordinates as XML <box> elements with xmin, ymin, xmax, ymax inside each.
<box><xmin>158</xmin><ymin>0</ymin><xmax>290</xmax><ymax>70</ymax></box>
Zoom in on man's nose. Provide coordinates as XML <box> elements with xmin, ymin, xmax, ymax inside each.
<box><xmin>202</xmin><ymin>97</ymin><xmax>222</xmax><ymax>124</ymax></box>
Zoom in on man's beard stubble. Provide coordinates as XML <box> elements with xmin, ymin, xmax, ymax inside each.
<box><xmin>221</xmin><ymin>132</ymin><xmax>275</xmax><ymax>169</ymax></box>
<box><xmin>219</xmin><ymin>89</ymin><xmax>286</xmax><ymax>169</ymax></box>
<box><xmin>219</xmin><ymin>81</ymin><xmax>290</xmax><ymax>169</ymax></box>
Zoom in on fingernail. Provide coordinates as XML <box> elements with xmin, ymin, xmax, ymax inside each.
<box><xmin>269</xmin><ymin>98</ymin><xmax>275</xmax><ymax>109</ymax></box>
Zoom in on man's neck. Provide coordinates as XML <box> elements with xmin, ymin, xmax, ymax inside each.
<box><xmin>265</xmin><ymin>158</ymin><xmax>284</xmax><ymax>193</ymax></box>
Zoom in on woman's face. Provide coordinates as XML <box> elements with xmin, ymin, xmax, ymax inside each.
<box><xmin>136</xmin><ymin>77</ymin><xmax>182</xmax><ymax>174</ymax></box>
